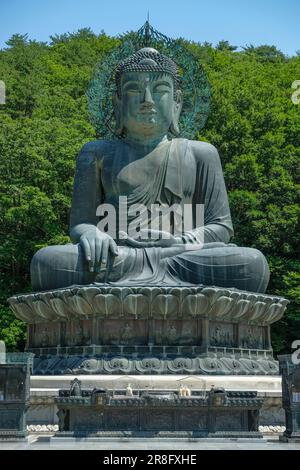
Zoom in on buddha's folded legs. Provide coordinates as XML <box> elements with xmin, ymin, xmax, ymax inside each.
<box><xmin>30</xmin><ymin>243</ymin><xmax>175</xmax><ymax>291</ymax></box>
<box><xmin>31</xmin><ymin>243</ymin><xmax>270</xmax><ymax>294</ymax></box>
<box><xmin>166</xmin><ymin>245</ymin><xmax>270</xmax><ymax>293</ymax></box>
<box><xmin>31</xmin><ymin>244</ymin><xmax>96</xmax><ymax>291</ymax></box>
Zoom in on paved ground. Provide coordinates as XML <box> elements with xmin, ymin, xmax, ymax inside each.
<box><xmin>0</xmin><ymin>434</ymin><xmax>299</xmax><ymax>450</ymax></box>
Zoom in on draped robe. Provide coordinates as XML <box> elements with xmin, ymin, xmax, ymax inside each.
<box><xmin>31</xmin><ymin>138</ymin><xmax>270</xmax><ymax>293</ymax></box>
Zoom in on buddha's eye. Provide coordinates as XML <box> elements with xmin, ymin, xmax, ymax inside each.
<box><xmin>153</xmin><ymin>83</ymin><xmax>171</xmax><ymax>94</ymax></box>
<box><xmin>123</xmin><ymin>83</ymin><xmax>140</xmax><ymax>94</ymax></box>
<box><xmin>153</xmin><ymin>86</ymin><xmax>170</xmax><ymax>94</ymax></box>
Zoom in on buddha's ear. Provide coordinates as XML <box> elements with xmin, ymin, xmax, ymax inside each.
<box><xmin>113</xmin><ymin>92</ymin><xmax>124</xmax><ymax>136</ymax></box>
<box><xmin>170</xmin><ymin>89</ymin><xmax>183</xmax><ymax>136</ymax></box>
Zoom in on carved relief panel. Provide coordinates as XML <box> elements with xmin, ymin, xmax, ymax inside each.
<box><xmin>239</xmin><ymin>325</ymin><xmax>264</xmax><ymax>349</ymax></box>
<box><xmin>31</xmin><ymin>323</ymin><xmax>59</xmax><ymax>348</ymax></box>
<box><xmin>65</xmin><ymin>320</ymin><xmax>92</xmax><ymax>346</ymax></box>
<box><xmin>210</xmin><ymin>322</ymin><xmax>235</xmax><ymax>347</ymax></box>
<box><xmin>99</xmin><ymin>320</ymin><xmax>147</xmax><ymax>345</ymax></box>
<box><xmin>154</xmin><ymin>320</ymin><xmax>201</xmax><ymax>345</ymax></box>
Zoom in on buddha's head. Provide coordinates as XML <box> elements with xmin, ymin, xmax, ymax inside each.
<box><xmin>113</xmin><ymin>48</ymin><xmax>183</xmax><ymax>140</ymax></box>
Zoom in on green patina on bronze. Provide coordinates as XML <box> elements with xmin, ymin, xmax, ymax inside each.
<box><xmin>30</xmin><ymin>32</ymin><xmax>269</xmax><ymax>292</ymax></box>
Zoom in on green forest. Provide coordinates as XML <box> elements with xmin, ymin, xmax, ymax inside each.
<box><xmin>0</xmin><ymin>29</ymin><xmax>299</xmax><ymax>354</ymax></box>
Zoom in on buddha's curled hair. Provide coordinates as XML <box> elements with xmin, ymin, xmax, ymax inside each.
<box><xmin>114</xmin><ymin>47</ymin><xmax>180</xmax><ymax>97</ymax></box>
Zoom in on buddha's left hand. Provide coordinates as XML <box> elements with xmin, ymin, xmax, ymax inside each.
<box><xmin>119</xmin><ymin>229</ymin><xmax>184</xmax><ymax>248</ymax></box>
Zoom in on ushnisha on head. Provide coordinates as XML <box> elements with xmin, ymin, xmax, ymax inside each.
<box><xmin>113</xmin><ymin>47</ymin><xmax>183</xmax><ymax>140</ymax></box>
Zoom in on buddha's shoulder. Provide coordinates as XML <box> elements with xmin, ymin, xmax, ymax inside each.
<box><xmin>79</xmin><ymin>139</ymin><xmax>116</xmax><ymax>155</ymax></box>
<box><xmin>185</xmin><ymin>139</ymin><xmax>220</xmax><ymax>163</ymax></box>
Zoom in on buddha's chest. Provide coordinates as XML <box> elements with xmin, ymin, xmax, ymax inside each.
<box><xmin>101</xmin><ymin>146</ymin><xmax>168</xmax><ymax>198</ymax></box>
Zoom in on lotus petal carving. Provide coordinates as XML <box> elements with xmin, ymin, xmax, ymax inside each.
<box><xmin>93</xmin><ymin>294</ymin><xmax>122</xmax><ymax>316</ymax></box>
<box><xmin>123</xmin><ymin>294</ymin><xmax>149</xmax><ymax>317</ymax></box>
<box><xmin>68</xmin><ymin>294</ymin><xmax>93</xmax><ymax>317</ymax></box>
<box><xmin>182</xmin><ymin>294</ymin><xmax>209</xmax><ymax>317</ymax></box>
<box><xmin>152</xmin><ymin>294</ymin><xmax>179</xmax><ymax>318</ymax></box>
<box><xmin>209</xmin><ymin>296</ymin><xmax>234</xmax><ymax>319</ymax></box>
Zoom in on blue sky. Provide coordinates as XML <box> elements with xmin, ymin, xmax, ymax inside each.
<box><xmin>0</xmin><ymin>0</ymin><xmax>299</xmax><ymax>55</ymax></box>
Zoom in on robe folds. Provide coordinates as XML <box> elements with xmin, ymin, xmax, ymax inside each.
<box><xmin>31</xmin><ymin>138</ymin><xmax>269</xmax><ymax>293</ymax></box>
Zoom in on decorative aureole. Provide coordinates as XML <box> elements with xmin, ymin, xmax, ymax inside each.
<box><xmin>87</xmin><ymin>23</ymin><xmax>211</xmax><ymax>139</ymax></box>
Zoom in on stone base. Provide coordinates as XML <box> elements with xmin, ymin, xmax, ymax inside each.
<box><xmin>9</xmin><ymin>285</ymin><xmax>288</xmax><ymax>375</ymax></box>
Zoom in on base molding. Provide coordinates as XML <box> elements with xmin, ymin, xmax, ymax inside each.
<box><xmin>31</xmin><ymin>351</ymin><xmax>279</xmax><ymax>376</ymax></box>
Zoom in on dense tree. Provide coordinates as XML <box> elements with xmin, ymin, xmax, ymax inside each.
<box><xmin>216</xmin><ymin>40</ymin><xmax>237</xmax><ymax>51</ymax></box>
<box><xmin>242</xmin><ymin>44</ymin><xmax>286</xmax><ymax>62</ymax></box>
<box><xmin>0</xmin><ymin>30</ymin><xmax>299</xmax><ymax>354</ymax></box>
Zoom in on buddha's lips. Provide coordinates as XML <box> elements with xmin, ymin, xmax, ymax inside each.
<box><xmin>138</xmin><ymin>109</ymin><xmax>157</xmax><ymax>115</ymax></box>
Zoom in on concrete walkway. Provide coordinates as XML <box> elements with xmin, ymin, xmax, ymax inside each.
<box><xmin>0</xmin><ymin>434</ymin><xmax>299</xmax><ymax>450</ymax></box>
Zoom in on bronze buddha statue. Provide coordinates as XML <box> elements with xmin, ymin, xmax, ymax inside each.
<box><xmin>31</xmin><ymin>48</ymin><xmax>269</xmax><ymax>293</ymax></box>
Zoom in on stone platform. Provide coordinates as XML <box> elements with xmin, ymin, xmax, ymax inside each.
<box><xmin>27</xmin><ymin>374</ymin><xmax>285</xmax><ymax>428</ymax></box>
<box><xmin>9</xmin><ymin>285</ymin><xmax>288</xmax><ymax>376</ymax></box>
<box><xmin>53</xmin><ymin>379</ymin><xmax>264</xmax><ymax>437</ymax></box>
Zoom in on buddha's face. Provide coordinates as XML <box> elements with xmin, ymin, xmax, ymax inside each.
<box><xmin>118</xmin><ymin>71</ymin><xmax>181</xmax><ymax>140</ymax></box>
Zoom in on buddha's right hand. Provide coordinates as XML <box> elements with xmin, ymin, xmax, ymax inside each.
<box><xmin>79</xmin><ymin>228</ymin><xmax>119</xmax><ymax>272</ymax></box>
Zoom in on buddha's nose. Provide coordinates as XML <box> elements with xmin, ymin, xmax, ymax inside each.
<box><xmin>141</xmin><ymin>86</ymin><xmax>154</xmax><ymax>105</ymax></box>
